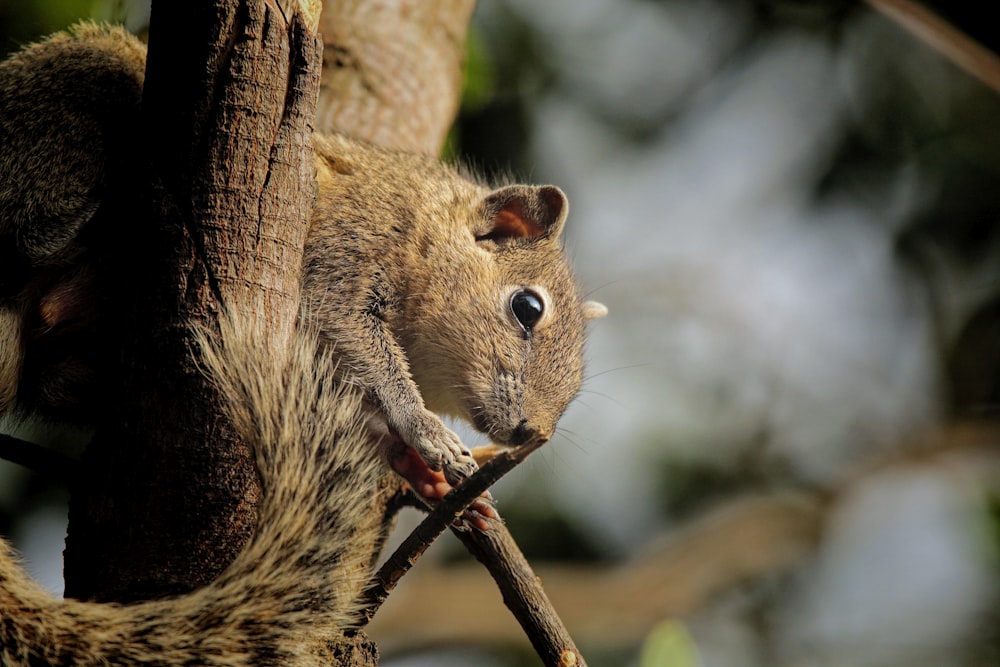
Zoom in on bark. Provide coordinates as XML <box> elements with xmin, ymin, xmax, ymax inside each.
<box><xmin>58</xmin><ymin>2</ymin><xmax>472</xmax><ymax>662</ymax></box>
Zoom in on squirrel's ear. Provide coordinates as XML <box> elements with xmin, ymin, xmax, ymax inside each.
<box><xmin>478</xmin><ymin>185</ymin><xmax>568</xmax><ymax>243</ymax></box>
<box><xmin>582</xmin><ymin>301</ymin><xmax>608</xmax><ymax>321</ymax></box>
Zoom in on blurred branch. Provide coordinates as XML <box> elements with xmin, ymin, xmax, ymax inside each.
<box><xmin>0</xmin><ymin>433</ymin><xmax>75</xmax><ymax>484</ymax></box>
<box><xmin>866</xmin><ymin>0</ymin><xmax>1000</xmax><ymax>94</ymax></box>
<box><xmin>316</xmin><ymin>0</ymin><xmax>476</xmax><ymax>154</ymax></box>
<box><xmin>369</xmin><ymin>421</ymin><xmax>1000</xmax><ymax>654</ymax></box>
<box><xmin>370</xmin><ymin>490</ymin><xmax>825</xmax><ymax>653</ymax></box>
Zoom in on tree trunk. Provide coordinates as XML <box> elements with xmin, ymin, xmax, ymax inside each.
<box><xmin>59</xmin><ymin>1</ymin><xmax>475</xmax><ymax>663</ymax></box>
<box><xmin>64</xmin><ymin>0</ymin><xmax>320</xmax><ymax>602</ymax></box>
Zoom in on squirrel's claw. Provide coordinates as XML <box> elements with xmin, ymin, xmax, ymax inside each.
<box><xmin>442</xmin><ymin>452</ymin><xmax>477</xmax><ymax>487</ymax></box>
<box><xmin>455</xmin><ymin>496</ymin><xmax>500</xmax><ymax>532</ymax></box>
<box><xmin>404</xmin><ymin>409</ymin><xmax>479</xmax><ymax>485</ymax></box>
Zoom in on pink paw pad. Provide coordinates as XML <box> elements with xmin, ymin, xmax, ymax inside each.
<box><xmin>389</xmin><ymin>446</ymin><xmax>498</xmax><ymax>531</ymax></box>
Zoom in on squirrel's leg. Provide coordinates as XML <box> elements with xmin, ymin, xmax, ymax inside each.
<box><xmin>332</xmin><ymin>308</ymin><xmax>479</xmax><ymax>487</ymax></box>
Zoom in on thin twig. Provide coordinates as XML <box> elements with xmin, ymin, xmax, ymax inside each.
<box><xmin>358</xmin><ymin>440</ymin><xmax>543</xmax><ymax>621</ymax></box>
<box><xmin>453</xmin><ymin>517</ymin><xmax>588</xmax><ymax>667</ymax></box>
<box><xmin>358</xmin><ymin>437</ymin><xmax>586</xmax><ymax>666</ymax></box>
<box><xmin>866</xmin><ymin>0</ymin><xmax>1000</xmax><ymax>94</ymax></box>
<box><xmin>0</xmin><ymin>433</ymin><xmax>76</xmax><ymax>484</ymax></box>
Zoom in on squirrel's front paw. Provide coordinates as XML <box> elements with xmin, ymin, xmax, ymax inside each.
<box><xmin>389</xmin><ymin>445</ymin><xmax>498</xmax><ymax>532</ymax></box>
<box><xmin>407</xmin><ymin>410</ymin><xmax>478</xmax><ymax>486</ymax></box>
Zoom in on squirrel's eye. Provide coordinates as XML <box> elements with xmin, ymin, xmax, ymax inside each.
<box><xmin>510</xmin><ymin>289</ymin><xmax>544</xmax><ymax>331</ymax></box>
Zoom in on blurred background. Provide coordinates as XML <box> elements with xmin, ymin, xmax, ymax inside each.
<box><xmin>2</xmin><ymin>1</ymin><xmax>999</xmax><ymax>665</ymax></box>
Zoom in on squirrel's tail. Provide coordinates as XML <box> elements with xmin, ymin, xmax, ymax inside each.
<box><xmin>0</xmin><ymin>312</ymin><xmax>388</xmax><ymax>666</ymax></box>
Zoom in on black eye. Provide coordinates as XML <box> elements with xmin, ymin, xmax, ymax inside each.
<box><xmin>510</xmin><ymin>289</ymin><xmax>544</xmax><ymax>331</ymax></box>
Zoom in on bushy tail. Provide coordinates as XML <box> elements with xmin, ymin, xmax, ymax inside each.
<box><xmin>0</xmin><ymin>312</ymin><xmax>389</xmax><ymax>666</ymax></box>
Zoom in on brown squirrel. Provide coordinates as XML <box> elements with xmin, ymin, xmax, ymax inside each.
<box><xmin>0</xmin><ymin>22</ymin><xmax>605</xmax><ymax>659</ymax></box>
<box><xmin>306</xmin><ymin>133</ymin><xmax>607</xmax><ymax>486</ymax></box>
<box><xmin>2</xmin><ymin>311</ymin><xmax>393</xmax><ymax>665</ymax></box>
<box><xmin>0</xmin><ymin>22</ymin><xmax>606</xmax><ymax>491</ymax></box>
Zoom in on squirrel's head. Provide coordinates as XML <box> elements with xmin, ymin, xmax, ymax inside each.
<box><xmin>405</xmin><ymin>183</ymin><xmax>606</xmax><ymax>447</ymax></box>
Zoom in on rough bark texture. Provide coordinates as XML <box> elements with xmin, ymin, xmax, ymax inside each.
<box><xmin>64</xmin><ymin>0</ymin><xmax>321</xmax><ymax>603</ymax></box>
<box><xmin>316</xmin><ymin>0</ymin><xmax>476</xmax><ymax>154</ymax></box>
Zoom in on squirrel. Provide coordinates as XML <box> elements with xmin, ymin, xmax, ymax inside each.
<box><xmin>0</xmin><ymin>22</ymin><xmax>607</xmax><ymax>496</ymax></box>
<box><xmin>306</xmin><ymin>133</ymin><xmax>607</xmax><ymax>488</ymax></box>
<box><xmin>2</xmin><ymin>311</ymin><xmax>394</xmax><ymax>665</ymax></box>
<box><xmin>0</xmin><ymin>20</ymin><xmax>606</xmax><ymax>662</ymax></box>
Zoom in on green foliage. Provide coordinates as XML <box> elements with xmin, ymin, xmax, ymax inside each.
<box><xmin>461</xmin><ymin>27</ymin><xmax>495</xmax><ymax>115</ymax></box>
<box><xmin>639</xmin><ymin>620</ymin><xmax>702</xmax><ymax>667</ymax></box>
<box><xmin>1</xmin><ymin>0</ymin><xmax>88</xmax><ymax>57</ymax></box>
<box><xmin>0</xmin><ymin>0</ymin><xmax>145</xmax><ymax>58</ymax></box>
<box><xmin>442</xmin><ymin>26</ymin><xmax>496</xmax><ymax>164</ymax></box>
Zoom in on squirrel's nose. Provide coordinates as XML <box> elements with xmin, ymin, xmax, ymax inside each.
<box><xmin>509</xmin><ymin>420</ymin><xmax>537</xmax><ymax>446</ymax></box>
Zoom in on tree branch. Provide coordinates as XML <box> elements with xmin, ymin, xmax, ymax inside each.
<box><xmin>360</xmin><ymin>439</ymin><xmax>588</xmax><ymax>667</ymax></box>
<box><xmin>866</xmin><ymin>0</ymin><xmax>1000</xmax><ymax>93</ymax></box>
<box><xmin>370</xmin><ymin>422</ymin><xmax>1000</xmax><ymax>655</ymax></box>
<box><xmin>360</xmin><ymin>441</ymin><xmax>545</xmax><ymax>619</ymax></box>
<box><xmin>316</xmin><ymin>0</ymin><xmax>476</xmax><ymax>154</ymax></box>
<box><xmin>368</xmin><ymin>491</ymin><xmax>825</xmax><ymax>655</ymax></box>
<box><xmin>455</xmin><ymin>518</ymin><xmax>589</xmax><ymax>667</ymax></box>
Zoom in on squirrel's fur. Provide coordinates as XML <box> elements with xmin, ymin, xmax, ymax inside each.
<box><xmin>306</xmin><ymin>133</ymin><xmax>606</xmax><ymax>486</ymax></box>
<box><xmin>1</xmin><ymin>312</ymin><xmax>390</xmax><ymax>665</ymax></box>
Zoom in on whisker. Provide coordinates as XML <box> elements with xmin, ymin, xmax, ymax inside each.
<box><xmin>582</xmin><ymin>363</ymin><xmax>650</xmax><ymax>382</ymax></box>
<box><xmin>549</xmin><ymin>429</ymin><xmax>593</xmax><ymax>458</ymax></box>
<box><xmin>574</xmin><ymin>389</ymin><xmax>624</xmax><ymax>409</ymax></box>
<box><xmin>582</xmin><ymin>281</ymin><xmax>619</xmax><ymax>300</ymax></box>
